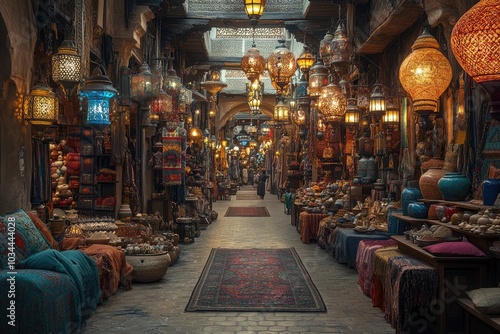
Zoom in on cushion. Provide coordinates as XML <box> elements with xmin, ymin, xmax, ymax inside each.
<box><xmin>423</xmin><ymin>241</ymin><xmax>487</xmax><ymax>257</ymax></box>
<box><xmin>26</xmin><ymin>211</ymin><xmax>59</xmax><ymax>250</ymax></box>
<box><xmin>0</xmin><ymin>209</ymin><xmax>52</xmax><ymax>269</ymax></box>
<box><xmin>466</xmin><ymin>288</ymin><xmax>500</xmax><ymax>314</ymax></box>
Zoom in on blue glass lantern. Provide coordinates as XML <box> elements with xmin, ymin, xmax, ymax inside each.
<box><xmin>78</xmin><ymin>68</ymin><xmax>118</xmax><ymax>130</ymax></box>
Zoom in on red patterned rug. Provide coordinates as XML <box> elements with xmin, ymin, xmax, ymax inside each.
<box><xmin>224</xmin><ymin>206</ymin><xmax>270</xmax><ymax>217</ymax></box>
<box><xmin>185</xmin><ymin>248</ymin><xmax>326</xmax><ymax>312</ymax></box>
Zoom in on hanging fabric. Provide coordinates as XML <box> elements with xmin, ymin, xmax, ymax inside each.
<box><xmin>31</xmin><ymin>139</ymin><xmax>51</xmax><ymax>205</ymax></box>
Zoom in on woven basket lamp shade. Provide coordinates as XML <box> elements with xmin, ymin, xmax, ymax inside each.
<box><xmin>451</xmin><ymin>0</ymin><xmax>500</xmax><ymax>120</ymax></box>
<box><xmin>399</xmin><ymin>29</ymin><xmax>452</xmax><ymax>116</ymax></box>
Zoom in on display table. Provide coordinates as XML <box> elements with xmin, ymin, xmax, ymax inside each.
<box><xmin>332</xmin><ymin>228</ymin><xmax>391</xmax><ymax>268</ymax></box>
<box><xmin>356</xmin><ymin>239</ymin><xmax>397</xmax><ymax>297</ymax></box>
<box><xmin>372</xmin><ymin>246</ymin><xmax>405</xmax><ymax>310</ymax></box>
<box><xmin>298</xmin><ymin>212</ymin><xmax>329</xmax><ymax>244</ymax></box>
<box><xmin>291</xmin><ymin>201</ymin><xmax>306</xmax><ymax>226</ymax></box>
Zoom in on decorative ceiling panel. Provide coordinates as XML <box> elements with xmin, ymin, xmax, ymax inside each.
<box><xmin>208</xmin><ymin>39</ymin><xmax>283</xmax><ymax>58</ymax></box>
<box><xmin>187</xmin><ymin>0</ymin><xmax>303</xmax><ymax>13</ymax></box>
<box><xmin>216</xmin><ymin>28</ymin><xmax>285</xmax><ymax>39</ymax></box>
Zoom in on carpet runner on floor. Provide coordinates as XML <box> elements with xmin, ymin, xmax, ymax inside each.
<box><xmin>185</xmin><ymin>248</ymin><xmax>326</xmax><ymax>312</ymax></box>
<box><xmin>224</xmin><ymin>206</ymin><xmax>270</xmax><ymax>217</ymax></box>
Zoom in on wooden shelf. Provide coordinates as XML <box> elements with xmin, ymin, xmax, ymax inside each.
<box><xmin>418</xmin><ymin>199</ymin><xmax>495</xmax><ymax>212</ymax></box>
<box><xmin>392</xmin><ymin>213</ymin><xmax>500</xmax><ymax>240</ymax></box>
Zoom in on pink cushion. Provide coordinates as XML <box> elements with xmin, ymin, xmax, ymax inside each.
<box><xmin>423</xmin><ymin>241</ymin><xmax>487</xmax><ymax>257</ymax></box>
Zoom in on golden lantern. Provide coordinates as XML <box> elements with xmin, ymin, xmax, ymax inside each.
<box><xmin>296</xmin><ymin>47</ymin><xmax>316</xmax><ymax>78</ymax></box>
<box><xmin>245</xmin><ymin>0</ymin><xmax>266</xmax><ymax>21</ymax></box>
<box><xmin>451</xmin><ymin>0</ymin><xmax>500</xmax><ymax>120</ymax></box>
<box><xmin>320</xmin><ymin>28</ymin><xmax>334</xmax><ymax>68</ymax></box>
<box><xmin>241</xmin><ymin>44</ymin><xmax>267</xmax><ymax>82</ymax></box>
<box><xmin>267</xmin><ymin>40</ymin><xmax>297</xmax><ymax>94</ymax></box>
<box><xmin>329</xmin><ymin>21</ymin><xmax>351</xmax><ymax>74</ymax></box>
<box><xmin>273</xmin><ymin>99</ymin><xmax>289</xmax><ymax>123</ymax></box>
<box><xmin>291</xmin><ymin>107</ymin><xmax>307</xmax><ymax>126</ymax></box>
<box><xmin>318</xmin><ymin>82</ymin><xmax>347</xmax><ymax>124</ymax></box>
<box><xmin>308</xmin><ymin>59</ymin><xmax>329</xmax><ymax>98</ymax></box>
<box><xmin>51</xmin><ymin>40</ymin><xmax>81</xmax><ymax>96</ymax></box>
<box><xmin>383</xmin><ymin>97</ymin><xmax>400</xmax><ymax>129</ymax></box>
<box><xmin>23</xmin><ymin>85</ymin><xmax>59</xmax><ymax>135</ymax></box>
<box><xmin>188</xmin><ymin>126</ymin><xmax>203</xmax><ymax>143</ymax></box>
<box><xmin>344</xmin><ymin>98</ymin><xmax>360</xmax><ymax>129</ymax></box>
<box><xmin>399</xmin><ymin>28</ymin><xmax>452</xmax><ymax>116</ymax></box>
<box><xmin>368</xmin><ymin>83</ymin><xmax>386</xmax><ymax>121</ymax></box>
<box><xmin>201</xmin><ymin>67</ymin><xmax>227</xmax><ymax>95</ymax></box>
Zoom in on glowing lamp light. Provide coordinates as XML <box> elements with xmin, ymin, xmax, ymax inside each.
<box><xmin>318</xmin><ymin>83</ymin><xmax>347</xmax><ymax>123</ymax></box>
<box><xmin>451</xmin><ymin>0</ymin><xmax>500</xmax><ymax>120</ymax></box>
<box><xmin>152</xmin><ymin>89</ymin><xmax>173</xmax><ymax>122</ymax></box>
<box><xmin>344</xmin><ymin>98</ymin><xmax>360</xmax><ymax>127</ymax></box>
<box><xmin>78</xmin><ymin>68</ymin><xmax>118</xmax><ymax>130</ymax></box>
<box><xmin>296</xmin><ymin>48</ymin><xmax>316</xmax><ymax>77</ymax></box>
<box><xmin>267</xmin><ymin>40</ymin><xmax>297</xmax><ymax>93</ymax></box>
<box><xmin>399</xmin><ymin>28</ymin><xmax>452</xmax><ymax>116</ymax></box>
<box><xmin>23</xmin><ymin>84</ymin><xmax>59</xmax><ymax>133</ymax></box>
<box><xmin>308</xmin><ymin>59</ymin><xmax>329</xmax><ymax>98</ymax></box>
<box><xmin>244</xmin><ymin>0</ymin><xmax>266</xmax><ymax>21</ymax></box>
<box><xmin>291</xmin><ymin>107</ymin><xmax>307</xmax><ymax>126</ymax></box>
<box><xmin>131</xmin><ymin>63</ymin><xmax>161</xmax><ymax>101</ymax></box>
<box><xmin>241</xmin><ymin>44</ymin><xmax>267</xmax><ymax>82</ymax></box>
<box><xmin>383</xmin><ymin>97</ymin><xmax>400</xmax><ymax>129</ymax></box>
<box><xmin>188</xmin><ymin>126</ymin><xmax>203</xmax><ymax>143</ymax></box>
<box><xmin>368</xmin><ymin>84</ymin><xmax>386</xmax><ymax>120</ymax></box>
<box><xmin>51</xmin><ymin>40</ymin><xmax>81</xmax><ymax>96</ymax></box>
<box><xmin>273</xmin><ymin>100</ymin><xmax>289</xmax><ymax>123</ymax></box>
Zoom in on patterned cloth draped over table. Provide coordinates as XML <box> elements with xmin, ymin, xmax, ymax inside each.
<box><xmin>332</xmin><ymin>228</ymin><xmax>391</xmax><ymax>268</ymax></box>
<box><xmin>299</xmin><ymin>212</ymin><xmax>329</xmax><ymax>244</ymax></box>
<box><xmin>162</xmin><ymin>126</ymin><xmax>184</xmax><ymax>185</ymax></box>
<box><xmin>372</xmin><ymin>247</ymin><xmax>405</xmax><ymax>310</ymax></box>
<box><xmin>385</xmin><ymin>256</ymin><xmax>439</xmax><ymax>333</ymax></box>
<box><xmin>356</xmin><ymin>239</ymin><xmax>398</xmax><ymax>297</ymax></box>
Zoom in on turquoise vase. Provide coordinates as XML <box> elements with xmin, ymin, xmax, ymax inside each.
<box><xmin>437</xmin><ymin>172</ymin><xmax>471</xmax><ymax>201</ymax></box>
<box><xmin>401</xmin><ymin>181</ymin><xmax>423</xmax><ymax>216</ymax></box>
<box><xmin>408</xmin><ymin>202</ymin><xmax>428</xmax><ymax>219</ymax></box>
<box><xmin>483</xmin><ymin>179</ymin><xmax>500</xmax><ymax>206</ymax></box>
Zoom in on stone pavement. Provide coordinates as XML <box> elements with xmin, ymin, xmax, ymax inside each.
<box><xmin>81</xmin><ymin>186</ymin><xmax>395</xmax><ymax>334</ymax></box>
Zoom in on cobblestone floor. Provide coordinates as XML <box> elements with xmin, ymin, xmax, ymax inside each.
<box><xmin>81</xmin><ymin>186</ymin><xmax>395</xmax><ymax>334</ymax></box>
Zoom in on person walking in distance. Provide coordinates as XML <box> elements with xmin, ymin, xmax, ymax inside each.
<box><xmin>257</xmin><ymin>170</ymin><xmax>268</xmax><ymax>199</ymax></box>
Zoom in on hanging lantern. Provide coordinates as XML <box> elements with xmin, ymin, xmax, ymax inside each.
<box><xmin>164</xmin><ymin>65</ymin><xmax>182</xmax><ymax>92</ymax></box>
<box><xmin>273</xmin><ymin>99</ymin><xmax>289</xmax><ymax>123</ymax></box>
<box><xmin>244</xmin><ymin>0</ymin><xmax>266</xmax><ymax>21</ymax></box>
<box><xmin>356</xmin><ymin>85</ymin><xmax>371</xmax><ymax>111</ymax></box>
<box><xmin>188</xmin><ymin>126</ymin><xmax>203</xmax><ymax>143</ymax></box>
<box><xmin>320</xmin><ymin>28</ymin><xmax>334</xmax><ymax>68</ymax></box>
<box><xmin>267</xmin><ymin>40</ymin><xmax>297</xmax><ymax>93</ymax></box>
<box><xmin>344</xmin><ymin>98</ymin><xmax>360</xmax><ymax>128</ymax></box>
<box><xmin>78</xmin><ymin>68</ymin><xmax>118</xmax><ymax>130</ymax></box>
<box><xmin>241</xmin><ymin>44</ymin><xmax>267</xmax><ymax>82</ymax></box>
<box><xmin>318</xmin><ymin>82</ymin><xmax>347</xmax><ymax>123</ymax></box>
<box><xmin>308</xmin><ymin>59</ymin><xmax>329</xmax><ymax>98</ymax></box>
<box><xmin>383</xmin><ymin>97</ymin><xmax>400</xmax><ymax>129</ymax></box>
<box><xmin>130</xmin><ymin>63</ymin><xmax>161</xmax><ymax>101</ymax></box>
<box><xmin>451</xmin><ymin>0</ymin><xmax>500</xmax><ymax>120</ymax></box>
<box><xmin>201</xmin><ymin>67</ymin><xmax>227</xmax><ymax>95</ymax></box>
<box><xmin>152</xmin><ymin>89</ymin><xmax>173</xmax><ymax>122</ymax></box>
<box><xmin>368</xmin><ymin>83</ymin><xmax>386</xmax><ymax>120</ymax></box>
<box><xmin>260</xmin><ymin>122</ymin><xmax>271</xmax><ymax>135</ymax></box>
<box><xmin>23</xmin><ymin>84</ymin><xmax>59</xmax><ymax>134</ymax></box>
<box><xmin>329</xmin><ymin>21</ymin><xmax>351</xmax><ymax>73</ymax></box>
<box><xmin>296</xmin><ymin>47</ymin><xmax>316</xmax><ymax>77</ymax></box>
<box><xmin>291</xmin><ymin>107</ymin><xmax>307</xmax><ymax>126</ymax></box>
<box><xmin>51</xmin><ymin>40</ymin><xmax>81</xmax><ymax>96</ymax></box>
<box><xmin>399</xmin><ymin>28</ymin><xmax>452</xmax><ymax>116</ymax></box>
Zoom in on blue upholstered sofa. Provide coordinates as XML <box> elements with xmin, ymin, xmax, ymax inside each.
<box><xmin>0</xmin><ymin>209</ymin><xmax>101</xmax><ymax>333</ymax></box>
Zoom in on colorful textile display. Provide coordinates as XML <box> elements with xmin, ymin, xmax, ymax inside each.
<box><xmin>333</xmin><ymin>229</ymin><xmax>391</xmax><ymax>268</ymax></box>
<box><xmin>372</xmin><ymin>247</ymin><xmax>404</xmax><ymax>309</ymax></box>
<box><xmin>385</xmin><ymin>256</ymin><xmax>439</xmax><ymax>333</ymax></box>
<box><xmin>356</xmin><ymin>239</ymin><xmax>397</xmax><ymax>297</ymax></box>
<box><xmin>162</xmin><ymin>127</ymin><xmax>183</xmax><ymax>185</ymax></box>
<box><xmin>299</xmin><ymin>212</ymin><xmax>329</xmax><ymax>244</ymax></box>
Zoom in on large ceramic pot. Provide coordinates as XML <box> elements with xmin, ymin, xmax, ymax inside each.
<box><xmin>366</xmin><ymin>157</ymin><xmax>377</xmax><ymax>180</ymax></box>
<box><xmin>126</xmin><ymin>252</ymin><xmax>171</xmax><ymax>283</ymax></box>
<box><xmin>358</xmin><ymin>157</ymin><xmax>368</xmax><ymax>177</ymax></box>
<box><xmin>408</xmin><ymin>202</ymin><xmax>428</xmax><ymax>219</ymax></box>
<box><xmin>401</xmin><ymin>180</ymin><xmax>423</xmax><ymax>216</ymax></box>
<box><xmin>419</xmin><ymin>167</ymin><xmax>446</xmax><ymax>200</ymax></box>
<box><xmin>483</xmin><ymin>179</ymin><xmax>500</xmax><ymax>206</ymax></box>
<box><xmin>438</xmin><ymin>172</ymin><xmax>471</xmax><ymax>201</ymax></box>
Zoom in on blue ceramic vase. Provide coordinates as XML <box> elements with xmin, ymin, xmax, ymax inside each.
<box><xmin>437</xmin><ymin>172</ymin><xmax>471</xmax><ymax>201</ymax></box>
<box><xmin>483</xmin><ymin>179</ymin><xmax>500</xmax><ymax>206</ymax></box>
<box><xmin>408</xmin><ymin>202</ymin><xmax>428</xmax><ymax>219</ymax></box>
<box><xmin>401</xmin><ymin>181</ymin><xmax>423</xmax><ymax>216</ymax></box>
